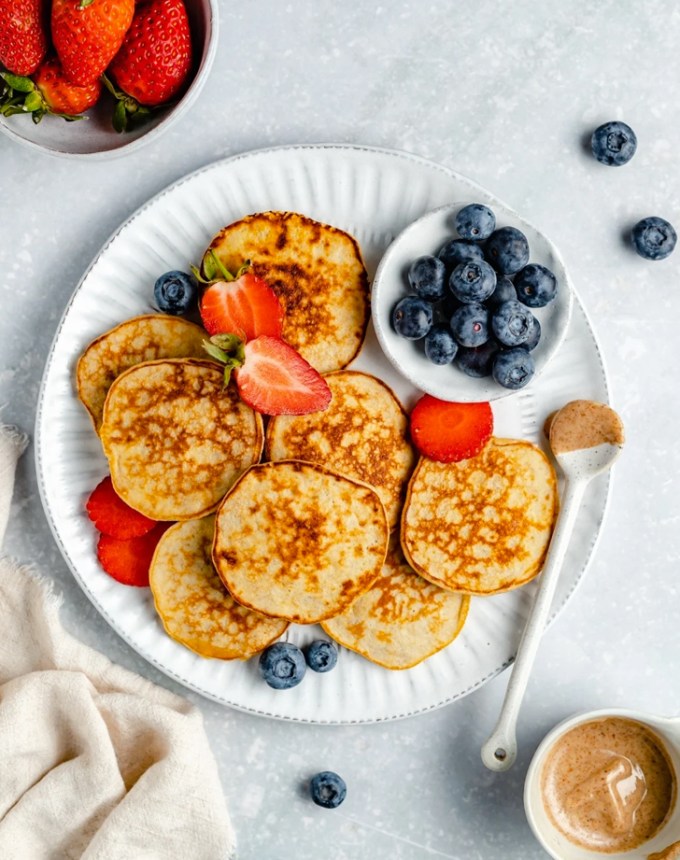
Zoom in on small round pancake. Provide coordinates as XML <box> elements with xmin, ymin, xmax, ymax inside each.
<box><xmin>203</xmin><ymin>211</ymin><xmax>370</xmax><ymax>373</ymax></box>
<box><xmin>100</xmin><ymin>358</ymin><xmax>264</xmax><ymax>521</ymax></box>
<box><xmin>401</xmin><ymin>438</ymin><xmax>558</xmax><ymax>595</ymax></box>
<box><xmin>150</xmin><ymin>516</ymin><xmax>288</xmax><ymax>659</ymax></box>
<box><xmin>213</xmin><ymin>460</ymin><xmax>389</xmax><ymax>624</ymax></box>
<box><xmin>76</xmin><ymin>314</ymin><xmax>207</xmax><ymax>431</ymax></box>
<box><xmin>321</xmin><ymin>536</ymin><xmax>470</xmax><ymax>670</ymax></box>
<box><xmin>265</xmin><ymin>371</ymin><xmax>416</xmax><ymax>530</ymax></box>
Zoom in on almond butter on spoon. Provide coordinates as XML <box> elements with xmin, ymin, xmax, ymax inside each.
<box><xmin>481</xmin><ymin>399</ymin><xmax>625</xmax><ymax>772</ymax></box>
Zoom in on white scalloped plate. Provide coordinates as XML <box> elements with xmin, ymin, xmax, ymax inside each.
<box><xmin>35</xmin><ymin>144</ymin><xmax>611</xmax><ymax>723</ymax></box>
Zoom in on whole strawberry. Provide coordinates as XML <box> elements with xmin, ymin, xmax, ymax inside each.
<box><xmin>51</xmin><ymin>0</ymin><xmax>134</xmax><ymax>86</ymax></box>
<box><xmin>0</xmin><ymin>0</ymin><xmax>48</xmax><ymax>76</ymax></box>
<box><xmin>105</xmin><ymin>0</ymin><xmax>192</xmax><ymax>131</ymax></box>
<box><xmin>0</xmin><ymin>57</ymin><xmax>102</xmax><ymax>122</ymax></box>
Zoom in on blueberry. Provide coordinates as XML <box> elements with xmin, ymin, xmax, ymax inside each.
<box><xmin>408</xmin><ymin>255</ymin><xmax>447</xmax><ymax>301</ymax></box>
<box><xmin>438</xmin><ymin>238</ymin><xmax>485</xmax><ymax>271</ymax></box>
<box><xmin>449</xmin><ymin>260</ymin><xmax>497</xmax><ymax>304</ymax></box>
<box><xmin>153</xmin><ymin>270</ymin><xmax>199</xmax><ymax>315</ymax></box>
<box><xmin>493</xmin><ymin>348</ymin><xmax>535</xmax><ymax>390</ymax></box>
<box><xmin>455</xmin><ymin>339</ymin><xmax>500</xmax><ymax>378</ymax></box>
<box><xmin>514</xmin><ymin>264</ymin><xmax>557</xmax><ymax>307</ymax></box>
<box><xmin>258</xmin><ymin>642</ymin><xmax>306</xmax><ymax>690</ymax></box>
<box><xmin>305</xmin><ymin>640</ymin><xmax>338</xmax><ymax>673</ymax></box>
<box><xmin>591</xmin><ymin>121</ymin><xmax>637</xmax><ymax>166</ymax></box>
<box><xmin>491</xmin><ymin>300</ymin><xmax>535</xmax><ymax>347</ymax></box>
<box><xmin>310</xmin><ymin>771</ymin><xmax>347</xmax><ymax>809</ymax></box>
<box><xmin>424</xmin><ymin>324</ymin><xmax>458</xmax><ymax>365</ymax></box>
<box><xmin>392</xmin><ymin>296</ymin><xmax>433</xmax><ymax>340</ymax></box>
<box><xmin>631</xmin><ymin>216</ymin><xmax>677</xmax><ymax>261</ymax></box>
<box><xmin>455</xmin><ymin>203</ymin><xmax>496</xmax><ymax>242</ymax></box>
<box><xmin>523</xmin><ymin>315</ymin><xmax>541</xmax><ymax>351</ymax></box>
<box><xmin>487</xmin><ymin>275</ymin><xmax>517</xmax><ymax>307</ymax></box>
<box><xmin>450</xmin><ymin>302</ymin><xmax>490</xmax><ymax>348</ymax></box>
<box><xmin>484</xmin><ymin>227</ymin><xmax>530</xmax><ymax>275</ymax></box>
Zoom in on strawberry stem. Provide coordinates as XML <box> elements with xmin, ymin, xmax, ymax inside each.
<box><xmin>202</xmin><ymin>335</ymin><xmax>246</xmax><ymax>386</ymax></box>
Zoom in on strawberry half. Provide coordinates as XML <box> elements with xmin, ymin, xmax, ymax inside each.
<box><xmin>96</xmin><ymin>522</ymin><xmax>171</xmax><ymax>587</ymax></box>
<box><xmin>86</xmin><ymin>475</ymin><xmax>156</xmax><ymax>539</ymax></box>
<box><xmin>199</xmin><ymin>263</ymin><xmax>284</xmax><ymax>341</ymax></box>
<box><xmin>235</xmin><ymin>336</ymin><xmax>332</xmax><ymax>416</ymax></box>
<box><xmin>409</xmin><ymin>396</ymin><xmax>493</xmax><ymax>463</ymax></box>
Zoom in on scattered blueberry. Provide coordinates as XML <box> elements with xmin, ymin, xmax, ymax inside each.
<box><xmin>514</xmin><ymin>264</ymin><xmax>557</xmax><ymax>308</ymax></box>
<box><xmin>631</xmin><ymin>216</ymin><xmax>677</xmax><ymax>261</ymax></box>
<box><xmin>392</xmin><ymin>296</ymin><xmax>434</xmax><ymax>340</ymax></box>
<box><xmin>523</xmin><ymin>315</ymin><xmax>542</xmax><ymax>351</ymax></box>
<box><xmin>153</xmin><ymin>270</ymin><xmax>199</xmax><ymax>315</ymax></box>
<box><xmin>438</xmin><ymin>238</ymin><xmax>485</xmax><ymax>271</ymax></box>
<box><xmin>591</xmin><ymin>121</ymin><xmax>637</xmax><ymax>167</ymax></box>
<box><xmin>259</xmin><ymin>642</ymin><xmax>306</xmax><ymax>690</ymax></box>
<box><xmin>484</xmin><ymin>227</ymin><xmax>530</xmax><ymax>275</ymax></box>
<box><xmin>449</xmin><ymin>260</ymin><xmax>497</xmax><ymax>304</ymax></box>
<box><xmin>455</xmin><ymin>339</ymin><xmax>500</xmax><ymax>378</ymax></box>
<box><xmin>493</xmin><ymin>347</ymin><xmax>536</xmax><ymax>390</ymax></box>
<box><xmin>450</xmin><ymin>302</ymin><xmax>490</xmax><ymax>348</ymax></box>
<box><xmin>424</xmin><ymin>324</ymin><xmax>458</xmax><ymax>365</ymax></box>
<box><xmin>491</xmin><ymin>300</ymin><xmax>535</xmax><ymax>347</ymax></box>
<box><xmin>487</xmin><ymin>275</ymin><xmax>517</xmax><ymax>307</ymax></box>
<box><xmin>310</xmin><ymin>771</ymin><xmax>347</xmax><ymax>809</ymax></box>
<box><xmin>305</xmin><ymin>640</ymin><xmax>338</xmax><ymax>673</ymax></box>
<box><xmin>455</xmin><ymin>203</ymin><xmax>496</xmax><ymax>242</ymax></box>
<box><xmin>408</xmin><ymin>255</ymin><xmax>447</xmax><ymax>301</ymax></box>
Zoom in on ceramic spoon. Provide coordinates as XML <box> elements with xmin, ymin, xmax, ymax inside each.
<box><xmin>481</xmin><ymin>400</ymin><xmax>625</xmax><ymax>772</ymax></box>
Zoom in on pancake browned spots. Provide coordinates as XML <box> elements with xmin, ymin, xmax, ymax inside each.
<box><xmin>212</xmin><ymin>460</ymin><xmax>389</xmax><ymax>624</ymax></box>
<box><xmin>204</xmin><ymin>211</ymin><xmax>369</xmax><ymax>373</ymax></box>
<box><xmin>150</xmin><ymin>516</ymin><xmax>288</xmax><ymax>659</ymax></box>
<box><xmin>76</xmin><ymin>314</ymin><xmax>207</xmax><ymax>432</ymax></box>
<box><xmin>401</xmin><ymin>438</ymin><xmax>558</xmax><ymax>595</ymax></box>
<box><xmin>322</xmin><ymin>536</ymin><xmax>469</xmax><ymax>670</ymax></box>
<box><xmin>265</xmin><ymin>371</ymin><xmax>416</xmax><ymax>529</ymax></box>
<box><xmin>100</xmin><ymin>359</ymin><xmax>264</xmax><ymax>521</ymax></box>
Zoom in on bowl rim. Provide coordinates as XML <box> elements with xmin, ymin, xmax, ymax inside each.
<box><xmin>370</xmin><ymin>200</ymin><xmax>575</xmax><ymax>403</ymax></box>
<box><xmin>0</xmin><ymin>0</ymin><xmax>219</xmax><ymax>160</ymax></box>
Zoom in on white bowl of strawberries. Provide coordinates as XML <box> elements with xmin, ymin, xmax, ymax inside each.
<box><xmin>0</xmin><ymin>0</ymin><xmax>217</xmax><ymax>158</ymax></box>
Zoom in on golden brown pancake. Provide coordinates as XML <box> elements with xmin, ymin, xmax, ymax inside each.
<box><xmin>265</xmin><ymin>371</ymin><xmax>415</xmax><ymax>529</ymax></box>
<box><xmin>100</xmin><ymin>358</ymin><xmax>264</xmax><ymax>521</ymax></box>
<box><xmin>203</xmin><ymin>211</ymin><xmax>369</xmax><ymax>373</ymax></box>
<box><xmin>76</xmin><ymin>314</ymin><xmax>207</xmax><ymax>431</ymax></box>
<box><xmin>401</xmin><ymin>438</ymin><xmax>558</xmax><ymax>595</ymax></box>
<box><xmin>149</xmin><ymin>516</ymin><xmax>288</xmax><ymax>659</ymax></box>
<box><xmin>322</xmin><ymin>536</ymin><xmax>470</xmax><ymax>669</ymax></box>
<box><xmin>212</xmin><ymin>460</ymin><xmax>389</xmax><ymax>624</ymax></box>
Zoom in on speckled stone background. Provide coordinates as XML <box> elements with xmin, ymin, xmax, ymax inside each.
<box><xmin>2</xmin><ymin>2</ymin><xmax>680</xmax><ymax>858</ymax></box>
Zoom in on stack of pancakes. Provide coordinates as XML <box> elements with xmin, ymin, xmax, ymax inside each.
<box><xmin>77</xmin><ymin>210</ymin><xmax>558</xmax><ymax>672</ymax></box>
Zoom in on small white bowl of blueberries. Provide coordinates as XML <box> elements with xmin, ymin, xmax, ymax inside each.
<box><xmin>371</xmin><ymin>201</ymin><xmax>574</xmax><ymax>402</ymax></box>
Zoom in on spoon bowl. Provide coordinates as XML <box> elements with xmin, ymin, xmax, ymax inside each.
<box><xmin>481</xmin><ymin>401</ymin><xmax>625</xmax><ymax>772</ymax></box>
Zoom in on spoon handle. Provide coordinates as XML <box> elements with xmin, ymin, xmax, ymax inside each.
<box><xmin>481</xmin><ymin>477</ymin><xmax>587</xmax><ymax>772</ymax></box>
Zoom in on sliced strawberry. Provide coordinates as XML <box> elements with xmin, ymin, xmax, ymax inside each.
<box><xmin>235</xmin><ymin>336</ymin><xmax>332</xmax><ymax>416</ymax></box>
<box><xmin>200</xmin><ymin>272</ymin><xmax>284</xmax><ymax>341</ymax></box>
<box><xmin>96</xmin><ymin>522</ymin><xmax>172</xmax><ymax>587</ymax></box>
<box><xmin>86</xmin><ymin>476</ymin><xmax>156</xmax><ymax>539</ymax></box>
<box><xmin>410</xmin><ymin>396</ymin><xmax>493</xmax><ymax>463</ymax></box>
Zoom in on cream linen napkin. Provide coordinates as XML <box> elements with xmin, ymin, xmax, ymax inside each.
<box><xmin>0</xmin><ymin>423</ymin><xmax>236</xmax><ymax>860</ymax></box>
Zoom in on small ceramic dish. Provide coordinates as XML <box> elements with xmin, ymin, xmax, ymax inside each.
<box><xmin>0</xmin><ymin>0</ymin><xmax>218</xmax><ymax>159</ymax></box>
<box><xmin>371</xmin><ymin>201</ymin><xmax>574</xmax><ymax>402</ymax></box>
<box><xmin>524</xmin><ymin>708</ymin><xmax>680</xmax><ymax>860</ymax></box>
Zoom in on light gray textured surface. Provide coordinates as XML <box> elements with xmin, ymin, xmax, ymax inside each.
<box><xmin>1</xmin><ymin>3</ymin><xmax>679</xmax><ymax>858</ymax></box>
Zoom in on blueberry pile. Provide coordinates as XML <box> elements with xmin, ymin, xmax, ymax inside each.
<box><xmin>391</xmin><ymin>203</ymin><xmax>558</xmax><ymax>391</ymax></box>
<box><xmin>258</xmin><ymin>639</ymin><xmax>339</xmax><ymax>689</ymax></box>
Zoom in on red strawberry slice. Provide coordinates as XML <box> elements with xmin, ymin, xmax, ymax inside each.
<box><xmin>200</xmin><ymin>272</ymin><xmax>284</xmax><ymax>341</ymax></box>
<box><xmin>409</xmin><ymin>396</ymin><xmax>493</xmax><ymax>463</ymax></box>
<box><xmin>235</xmin><ymin>336</ymin><xmax>332</xmax><ymax>416</ymax></box>
<box><xmin>86</xmin><ymin>476</ymin><xmax>156</xmax><ymax>539</ymax></box>
<box><xmin>96</xmin><ymin>522</ymin><xmax>172</xmax><ymax>587</ymax></box>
